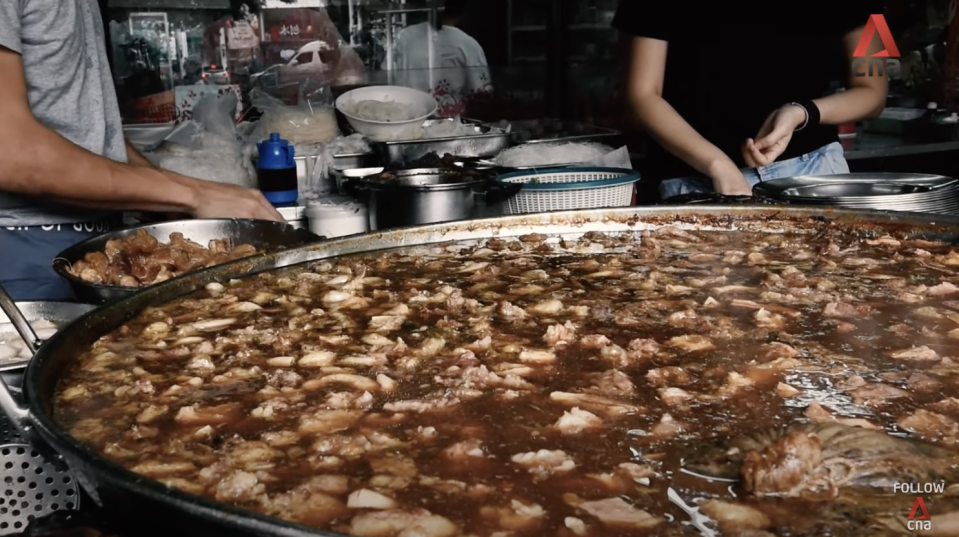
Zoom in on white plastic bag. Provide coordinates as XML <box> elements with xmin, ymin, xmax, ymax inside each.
<box><xmin>249</xmin><ymin>86</ymin><xmax>339</xmax><ymax>145</ymax></box>
<box><xmin>147</xmin><ymin>92</ymin><xmax>257</xmax><ymax>188</ymax></box>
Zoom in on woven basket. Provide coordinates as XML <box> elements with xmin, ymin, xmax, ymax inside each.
<box><xmin>496</xmin><ymin>167</ymin><xmax>640</xmax><ymax>215</ymax></box>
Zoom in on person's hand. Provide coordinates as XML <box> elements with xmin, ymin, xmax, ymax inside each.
<box><xmin>709</xmin><ymin>159</ymin><xmax>753</xmax><ymax>196</ymax></box>
<box><xmin>742</xmin><ymin>104</ymin><xmax>807</xmax><ymax>167</ymax></box>
<box><xmin>193</xmin><ymin>181</ymin><xmax>285</xmax><ymax>223</ymax></box>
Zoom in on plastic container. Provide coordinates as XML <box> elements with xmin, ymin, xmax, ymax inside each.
<box><xmin>495</xmin><ymin>167</ymin><xmax>640</xmax><ymax>215</ymax></box>
<box><xmin>305</xmin><ymin>196</ymin><xmax>369</xmax><ymax>239</ymax></box>
<box><xmin>277</xmin><ymin>206</ymin><xmax>307</xmax><ymax>230</ymax></box>
<box><xmin>256</xmin><ymin>133</ymin><xmax>298</xmax><ymax>206</ymax></box>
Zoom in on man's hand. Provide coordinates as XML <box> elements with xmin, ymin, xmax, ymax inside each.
<box><xmin>709</xmin><ymin>159</ymin><xmax>753</xmax><ymax>196</ymax></box>
<box><xmin>742</xmin><ymin>105</ymin><xmax>807</xmax><ymax>167</ymax></box>
<box><xmin>188</xmin><ymin>178</ymin><xmax>284</xmax><ymax>222</ymax></box>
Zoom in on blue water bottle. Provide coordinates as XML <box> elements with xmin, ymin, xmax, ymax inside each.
<box><xmin>256</xmin><ymin>133</ymin><xmax>298</xmax><ymax>207</ymax></box>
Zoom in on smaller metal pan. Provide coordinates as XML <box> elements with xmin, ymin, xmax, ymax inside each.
<box><xmin>52</xmin><ymin>219</ymin><xmax>322</xmax><ymax>305</ymax></box>
<box><xmin>0</xmin><ymin>302</ymin><xmax>95</xmax><ymax>374</ymax></box>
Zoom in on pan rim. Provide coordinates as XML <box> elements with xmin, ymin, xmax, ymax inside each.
<box><xmin>25</xmin><ymin>205</ymin><xmax>959</xmax><ymax>535</ymax></box>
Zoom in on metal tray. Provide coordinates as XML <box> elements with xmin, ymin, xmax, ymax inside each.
<box><xmin>0</xmin><ymin>302</ymin><xmax>95</xmax><ymax>373</ymax></box>
<box><xmin>754</xmin><ymin>173</ymin><xmax>959</xmax><ymax>200</ymax></box>
<box><xmin>370</xmin><ymin>118</ymin><xmax>512</xmax><ymax>165</ymax></box>
<box><xmin>753</xmin><ymin>173</ymin><xmax>959</xmax><ymax>216</ymax></box>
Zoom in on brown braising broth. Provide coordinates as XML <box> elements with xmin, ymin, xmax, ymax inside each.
<box><xmin>53</xmin><ymin>226</ymin><xmax>959</xmax><ymax>536</ymax></box>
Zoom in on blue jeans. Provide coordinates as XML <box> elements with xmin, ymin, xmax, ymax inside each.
<box><xmin>0</xmin><ymin>222</ymin><xmax>113</xmax><ymax>301</ymax></box>
<box><xmin>659</xmin><ymin>142</ymin><xmax>850</xmax><ymax>200</ymax></box>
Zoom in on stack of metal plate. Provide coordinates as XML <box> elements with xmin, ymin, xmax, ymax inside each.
<box><xmin>753</xmin><ymin>173</ymin><xmax>959</xmax><ymax>215</ymax></box>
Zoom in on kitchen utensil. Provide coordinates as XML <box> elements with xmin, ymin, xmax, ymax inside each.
<box><xmin>753</xmin><ymin>173</ymin><xmax>959</xmax><ymax>214</ymax></box>
<box><xmin>52</xmin><ymin>220</ymin><xmax>322</xmax><ymax>304</ymax></box>
<box><xmin>8</xmin><ymin>207</ymin><xmax>959</xmax><ymax>537</ymax></box>
<box><xmin>0</xmin><ymin>302</ymin><xmax>95</xmax><ymax>373</ymax></box>
<box><xmin>343</xmin><ymin>168</ymin><xmax>520</xmax><ymax>230</ymax></box>
<box><xmin>305</xmin><ymin>197</ymin><xmax>369</xmax><ymax>239</ymax></box>
<box><xmin>658</xmin><ymin>193</ymin><xmax>780</xmax><ymax>205</ymax></box>
<box><xmin>275</xmin><ymin>206</ymin><xmax>308</xmax><ymax>230</ymax></box>
<box><xmin>334</xmin><ymin>86</ymin><xmax>437</xmax><ymax>142</ymax></box>
<box><xmin>0</xmin><ymin>445</ymin><xmax>80</xmax><ymax>535</ymax></box>
<box><xmin>369</xmin><ymin>118</ymin><xmax>512</xmax><ymax>166</ymax></box>
<box><xmin>496</xmin><ymin>167</ymin><xmax>640</xmax><ymax>215</ymax></box>
<box><xmin>0</xmin><ymin>286</ymin><xmax>80</xmax><ymax>535</ymax></box>
<box><xmin>330</xmin><ymin>167</ymin><xmax>385</xmax><ymax>194</ymax></box>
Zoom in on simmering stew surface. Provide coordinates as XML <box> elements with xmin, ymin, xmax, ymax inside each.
<box><xmin>54</xmin><ymin>226</ymin><xmax>959</xmax><ymax>536</ymax></box>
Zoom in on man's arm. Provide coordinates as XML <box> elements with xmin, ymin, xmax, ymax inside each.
<box><xmin>626</xmin><ymin>37</ymin><xmax>751</xmax><ymax>195</ymax></box>
<box><xmin>813</xmin><ymin>25</ymin><xmax>889</xmax><ymax>124</ymax></box>
<box><xmin>125</xmin><ymin>139</ymin><xmax>157</xmax><ymax>169</ymax></box>
<box><xmin>0</xmin><ymin>48</ymin><xmax>281</xmax><ymax>221</ymax></box>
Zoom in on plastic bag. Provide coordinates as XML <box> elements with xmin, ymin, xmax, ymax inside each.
<box><xmin>191</xmin><ymin>90</ymin><xmax>238</xmax><ymax>140</ymax></box>
<box><xmin>146</xmin><ymin>91</ymin><xmax>257</xmax><ymax>188</ymax></box>
<box><xmin>584</xmin><ymin>146</ymin><xmax>633</xmax><ymax>170</ymax></box>
<box><xmin>494</xmin><ymin>142</ymin><xmax>616</xmax><ymax>168</ymax></box>
<box><xmin>249</xmin><ymin>83</ymin><xmax>339</xmax><ymax>145</ymax></box>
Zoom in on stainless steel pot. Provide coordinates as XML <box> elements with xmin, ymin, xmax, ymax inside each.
<box><xmin>343</xmin><ymin>168</ymin><xmax>520</xmax><ymax>230</ymax></box>
<box><xmin>5</xmin><ymin>206</ymin><xmax>959</xmax><ymax>537</ymax></box>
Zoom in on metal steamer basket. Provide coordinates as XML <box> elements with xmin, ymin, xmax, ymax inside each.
<box><xmin>4</xmin><ymin>207</ymin><xmax>959</xmax><ymax>536</ymax></box>
<box><xmin>0</xmin><ymin>292</ymin><xmax>84</xmax><ymax>535</ymax></box>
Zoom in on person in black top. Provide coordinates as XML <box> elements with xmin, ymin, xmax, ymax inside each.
<box><xmin>613</xmin><ymin>1</ymin><xmax>889</xmax><ymax>198</ymax></box>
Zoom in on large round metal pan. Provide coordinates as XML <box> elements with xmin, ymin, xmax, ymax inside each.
<box><xmin>52</xmin><ymin>219</ymin><xmax>323</xmax><ymax>305</ymax></box>
<box><xmin>8</xmin><ymin>206</ymin><xmax>959</xmax><ymax>536</ymax></box>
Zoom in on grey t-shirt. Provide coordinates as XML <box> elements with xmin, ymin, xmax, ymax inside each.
<box><xmin>0</xmin><ymin>0</ymin><xmax>127</xmax><ymax>226</ymax></box>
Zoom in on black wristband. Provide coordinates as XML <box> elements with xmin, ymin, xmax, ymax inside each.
<box><xmin>789</xmin><ymin>100</ymin><xmax>821</xmax><ymax>132</ymax></box>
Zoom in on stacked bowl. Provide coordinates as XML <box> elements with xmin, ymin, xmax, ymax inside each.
<box><xmin>753</xmin><ymin>173</ymin><xmax>959</xmax><ymax>215</ymax></box>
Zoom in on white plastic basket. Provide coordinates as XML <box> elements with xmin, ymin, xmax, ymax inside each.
<box><xmin>496</xmin><ymin>167</ymin><xmax>641</xmax><ymax>215</ymax></box>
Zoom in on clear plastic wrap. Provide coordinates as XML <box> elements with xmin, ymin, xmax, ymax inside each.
<box><xmin>146</xmin><ymin>92</ymin><xmax>257</xmax><ymax>188</ymax></box>
<box><xmin>249</xmin><ymin>84</ymin><xmax>339</xmax><ymax>145</ymax></box>
<box><xmin>493</xmin><ymin>142</ymin><xmax>618</xmax><ymax>168</ymax></box>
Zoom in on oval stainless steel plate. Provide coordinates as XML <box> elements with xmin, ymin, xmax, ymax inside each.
<box><xmin>754</xmin><ymin>173</ymin><xmax>959</xmax><ymax>214</ymax></box>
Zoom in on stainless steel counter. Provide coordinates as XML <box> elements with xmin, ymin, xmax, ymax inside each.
<box><xmin>625</xmin><ymin>133</ymin><xmax>959</xmax><ymax>166</ymax></box>
<box><xmin>841</xmin><ymin>133</ymin><xmax>959</xmax><ymax>160</ymax></box>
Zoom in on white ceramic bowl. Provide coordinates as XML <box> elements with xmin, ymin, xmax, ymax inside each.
<box><xmin>335</xmin><ymin>86</ymin><xmax>437</xmax><ymax>142</ymax></box>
